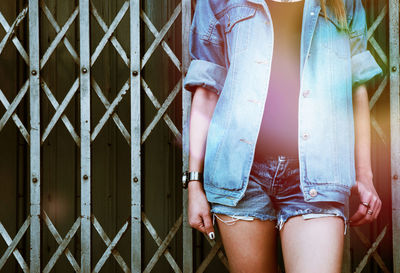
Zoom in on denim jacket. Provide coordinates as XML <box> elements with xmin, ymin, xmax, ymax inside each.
<box><xmin>183</xmin><ymin>0</ymin><xmax>383</xmax><ymax>206</ymax></box>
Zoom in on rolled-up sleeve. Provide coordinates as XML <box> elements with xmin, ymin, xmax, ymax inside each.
<box><xmin>183</xmin><ymin>0</ymin><xmax>227</xmax><ymax>96</ymax></box>
<box><xmin>349</xmin><ymin>0</ymin><xmax>383</xmax><ymax>88</ymax></box>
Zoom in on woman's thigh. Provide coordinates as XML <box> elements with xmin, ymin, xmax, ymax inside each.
<box><xmin>280</xmin><ymin>215</ymin><xmax>345</xmax><ymax>273</ymax></box>
<box><xmin>214</xmin><ymin>213</ymin><xmax>278</xmax><ymax>273</ymax></box>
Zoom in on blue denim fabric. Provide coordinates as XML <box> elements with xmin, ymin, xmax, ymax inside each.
<box><xmin>210</xmin><ymin>155</ymin><xmax>348</xmax><ymax>233</ymax></box>
<box><xmin>184</xmin><ymin>0</ymin><xmax>383</xmax><ymax>207</ymax></box>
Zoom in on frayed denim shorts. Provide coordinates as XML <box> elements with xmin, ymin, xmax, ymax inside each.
<box><xmin>210</xmin><ymin>154</ymin><xmax>348</xmax><ymax>234</ymax></box>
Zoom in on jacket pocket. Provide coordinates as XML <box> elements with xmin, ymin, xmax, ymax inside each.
<box><xmin>217</xmin><ymin>5</ymin><xmax>257</xmax><ymax>56</ymax></box>
<box><xmin>220</xmin><ymin>5</ymin><xmax>256</xmax><ymax>33</ymax></box>
<box><xmin>318</xmin><ymin>11</ymin><xmax>350</xmax><ymax>59</ymax></box>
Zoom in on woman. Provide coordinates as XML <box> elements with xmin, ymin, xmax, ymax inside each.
<box><xmin>183</xmin><ymin>0</ymin><xmax>383</xmax><ymax>272</ymax></box>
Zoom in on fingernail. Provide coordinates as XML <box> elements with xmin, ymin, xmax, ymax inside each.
<box><xmin>208</xmin><ymin>232</ymin><xmax>215</xmax><ymax>240</ymax></box>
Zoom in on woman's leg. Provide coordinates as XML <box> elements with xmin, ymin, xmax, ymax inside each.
<box><xmin>215</xmin><ymin>213</ymin><xmax>278</xmax><ymax>273</ymax></box>
<box><xmin>279</xmin><ymin>215</ymin><xmax>345</xmax><ymax>273</ymax></box>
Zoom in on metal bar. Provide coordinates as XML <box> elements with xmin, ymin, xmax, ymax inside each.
<box><xmin>196</xmin><ymin>240</ymin><xmax>223</xmax><ymax>273</ymax></box>
<box><xmin>141</xmin><ymin>79</ymin><xmax>182</xmax><ymax>142</ymax></box>
<box><xmin>369</xmin><ymin>75</ymin><xmax>388</xmax><ymax>110</ymax></box>
<box><xmin>0</xmin><ymin>218</ymin><xmax>30</xmax><ymax>272</ymax></box>
<box><xmin>0</xmin><ymin>80</ymin><xmax>29</xmax><ymax>132</ymax></box>
<box><xmin>141</xmin><ymin>78</ymin><xmax>182</xmax><ymax>143</ymax></box>
<box><xmin>182</xmin><ymin>0</ymin><xmax>193</xmax><ymax>271</ymax></box>
<box><xmin>0</xmin><ymin>8</ymin><xmax>29</xmax><ymax>63</ymax></box>
<box><xmin>92</xmin><ymin>219</ymin><xmax>129</xmax><ymax>273</ymax></box>
<box><xmin>40</xmin><ymin>1</ymin><xmax>129</xmax><ymax>146</ymax></box>
<box><xmin>130</xmin><ymin>0</ymin><xmax>141</xmax><ymax>272</ymax></box>
<box><xmin>91</xmin><ymin>80</ymin><xmax>129</xmax><ymax>141</ymax></box>
<box><xmin>366</xmin><ymin>4</ymin><xmax>387</xmax><ymax>40</ymax></box>
<box><xmin>42</xmin><ymin>215</ymin><xmax>80</xmax><ymax>273</ymax></box>
<box><xmin>0</xmin><ymin>89</ymin><xmax>30</xmax><ymax>144</ymax></box>
<box><xmin>79</xmin><ymin>0</ymin><xmax>91</xmax><ymax>271</ymax></box>
<box><xmin>0</xmin><ymin>7</ymin><xmax>27</xmax><ymax>55</ymax></box>
<box><xmin>42</xmin><ymin>212</ymin><xmax>80</xmax><ymax>272</ymax></box>
<box><xmin>140</xmin><ymin>11</ymin><xmax>181</xmax><ymax>71</ymax></box>
<box><xmin>40</xmin><ymin>80</ymin><xmax>80</xmax><ymax>145</ymax></box>
<box><xmin>29</xmin><ymin>0</ymin><xmax>41</xmax><ymax>271</ymax></box>
<box><xmin>41</xmin><ymin>79</ymin><xmax>79</xmax><ymax>143</ymax></box>
<box><xmin>90</xmin><ymin>1</ymin><xmax>129</xmax><ymax>66</ymax></box>
<box><xmin>141</xmin><ymin>4</ymin><xmax>181</xmax><ymax>69</ymax></box>
<box><xmin>143</xmin><ymin>214</ymin><xmax>183</xmax><ymax>273</ymax></box>
<box><xmin>354</xmin><ymin>226</ymin><xmax>387</xmax><ymax>273</ymax></box>
<box><xmin>40</xmin><ymin>7</ymin><xmax>78</xmax><ymax>70</ymax></box>
<box><xmin>91</xmin><ymin>79</ymin><xmax>131</xmax><ymax>144</ymax></box>
<box><xmin>92</xmin><ymin>216</ymin><xmax>130</xmax><ymax>273</ymax></box>
<box><xmin>371</xmin><ymin>116</ymin><xmax>388</xmax><ymax>146</ymax></box>
<box><xmin>353</xmin><ymin>226</ymin><xmax>391</xmax><ymax>273</ymax></box>
<box><xmin>389</xmin><ymin>0</ymin><xmax>400</xmax><ymax>271</ymax></box>
<box><xmin>40</xmin><ymin>0</ymin><xmax>79</xmax><ymax>63</ymax></box>
<box><xmin>204</xmin><ymin>236</ymin><xmax>229</xmax><ymax>269</ymax></box>
<box><xmin>142</xmin><ymin>212</ymin><xmax>182</xmax><ymax>273</ymax></box>
<box><xmin>369</xmin><ymin>36</ymin><xmax>388</xmax><ymax>66</ymax></box>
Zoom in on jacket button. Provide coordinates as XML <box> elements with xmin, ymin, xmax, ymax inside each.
<box><xmin>302</xmin><ymin>133</ymin><xmax>309</xmax><ymax>140</ymax></box>
<box><xmin>309</xmin><ymin>189</ymin><xmax>318</xmax><ymax>197</ymax></box>
<box><xmin>310</xmin><ymin>11</ymin><xmax>315</xmax><ymax>16</ymax></box>
<box><xmin>303</xmin><ymin>89</ymin><xmax>310</xmax><ymax>97</ymax></box>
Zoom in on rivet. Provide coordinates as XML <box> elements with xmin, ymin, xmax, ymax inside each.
<box><xmin>132</xmin><ymin>71</ymin><xmax>138</xmax><ymax>76</ymax></box>
<box><xmin>309</xmin><ymin>188</ymin><xmax>318</xmax><ymax>197</ymax></box>
<box><xmin>392</xmin><ymin>66</ymin><xmax>397</xmax><ymax>72</ymax></box>
<box><xmin>133</xmin><ymin>177</ymin><xmax>138</xmax><ymax>182</ymax></box>
<box><xmin>32</xmin><ymin>178</ymin><xmax>38</xmax><ymax>183</ymax></box>
<box><xmin>82</xmin><ymin>67</ymin><xmax>88</xmax><ymax>73</ymax></box>
<box><xmin>31</xmin><ymin>70</ymin><xmax>37</xmax><ymax>76</ymax></box>
<box><xmin>83</xmin><ymin>174</ymin><xmax>88</xmax><ymax>180</ymax></box>
<box><xmin>394</xmin><ymin>174</ymin><xmax>399</xmax><ymax>180</ymax></box>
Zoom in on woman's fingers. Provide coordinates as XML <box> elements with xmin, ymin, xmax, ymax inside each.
<box><xmin>189</xmin><ymin>214</ymin><xmax>206</xmax><ymax>233</ymax></box>
<box><xmin>371</xmin><ymin>197</ymin><xmax>382</xmax><ymax>220</ymax></box>
<box><xmin>202</xmin><ymin>213</ymin><xmax>215</xmax><ymax>239</ymax></box>
<box><xmin>350</xmin><ymin>180</ymin><xmax>381</xmax><ymax>226</ymax></box>
<box><xmin>351</xmin><ymin>197</ymin><xmax>377</xmax><ymax>226</ymax></box>
<box><xmin>349</xmin><ymin>199</ymin><xmax>370</xmax><ymax>225</ymax></box>
<box><xmin>188</xmin><ymin>213</ymin><xmax>215</xmax><ymax>239</ymax></box>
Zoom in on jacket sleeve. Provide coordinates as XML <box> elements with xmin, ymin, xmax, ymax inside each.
<box><xmin>349</xmin><ymin>0</ymin><xmax>383</xmax><ymax>88</ymax></box>
<box><xmin>183</xmin><ymin>0</ymin><xmax>227</xmax><ymax>95</ymax></box>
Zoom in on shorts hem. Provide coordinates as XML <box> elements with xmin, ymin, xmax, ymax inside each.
<box><xmin>277</xmin><ymin>208</ymin><xmax>348</xmax><ymax>235</ymax></box>
<box><xmin>210</xmin><ymin>209</ymin><xmax>276</xmax><ymax>225</ymax></box>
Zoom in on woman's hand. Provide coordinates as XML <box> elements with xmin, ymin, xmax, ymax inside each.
<box><xmin>188</xmin><ymin>181</ymin><xmax>215</xmax><ymax>240</ymax></box>
<box><xmin>351</xmin><ymin>84</ymin><xmax>381</xmax><ymax>226</ymax></box>
<box><xmin>349</xmin><ymin>175</ymin><xmax>382</xmax><ymax>226</ymax></box>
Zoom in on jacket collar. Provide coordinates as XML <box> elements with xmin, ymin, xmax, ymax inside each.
<box><xmin>300</xmin><ymin>0</ymin><xmax>321</xmax><ymax>78</ymax></box>
<box><xmin>246</xmin><ymin>0</ymin><xmax>321</xmax><ymax>81</ymax></box>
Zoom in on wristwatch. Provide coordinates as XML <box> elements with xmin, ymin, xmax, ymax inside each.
<box><xmin>182</xmin><ymin>171</ymin><xmax>203</xmax><ymax>189</ymax></box>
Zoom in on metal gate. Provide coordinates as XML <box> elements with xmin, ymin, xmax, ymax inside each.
<box><xmin>0</xmin><ymin>0</ymin><xmax>398</xmax><ymax>272</ymax></box>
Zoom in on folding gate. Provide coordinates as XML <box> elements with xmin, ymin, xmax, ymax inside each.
<box><xmin>0</xmin><ymin>0</ymin><xmax>398</xmax><ymax>272</ymax></box>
